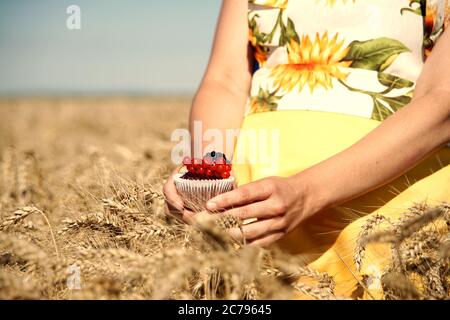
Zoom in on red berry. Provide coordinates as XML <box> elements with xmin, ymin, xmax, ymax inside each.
<box><xmin>187</xmin><ymin>165</ymin><xmax>195</xmax><ymax>173</ymax></box>
<box><xmin>225</xmin><ymin>164</ymin><xmax>232</xmax><ymax>172</ymax></box>
<box><xmin>209</xmin><ymin>163</ymin><xmax>216</xmax><ymax>171</ymax></box>
<box><xmin>205</xmin><ymin>169</ymin><xmax>213</xmax><ymax>177</ymax></box>
<box><xmin>214</xmin><ymin>171</ymin><xmax>222</xmax><ymax>178</ymax></box>
<box><xmin>202</xmin><ymin>159</ymin><xmax>211</xmax><ymax>169</ymax></box>
<box><xmin>221</xmin><ymin>171</ymin><xmax>231</xmax><ymax>179</ymax></box>
<box><xmin>217</xmin><ymin>157</ymin><xmax>227</xmax><ymax>165</ymax></box>
<box><xmin>182</xmin><ymin>156</ymin><xmax>192</xmax><ymax>165</ymax></box>
<box><xmin>203</xmin><ymin>156</ymin><xmax>214</xmax><ymax>164</ymax></box>
<box><xmin>193</xmin><ymin>158</ymin><xmax>202</xmax><ymax>168</ymax></box>
<box><xmin>216</xmin><ymin>164</ymin><xmax>224</xmax><ymax>173</ymax></box>
<box><xmin>196</xmin><ymin>167</ymin><xmax>205</xmax><ymax>176</ymax></box>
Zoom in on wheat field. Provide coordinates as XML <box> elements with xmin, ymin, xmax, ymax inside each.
<box><xmin>0</xmin><ymin>97</ymin><xmax>448</xmax><ymax>300</ymax></box>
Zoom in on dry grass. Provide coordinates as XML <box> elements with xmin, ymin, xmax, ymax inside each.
<box><xmin>0</xmin><ymin>97</ymin><xmax>448</xmax><ymax>300</ymax></box>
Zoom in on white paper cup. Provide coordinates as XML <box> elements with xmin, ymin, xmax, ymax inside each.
<box><xmin>174</xmin><ymin>173</ymin><xmax>235</xmax><ymax>211</ymax></box>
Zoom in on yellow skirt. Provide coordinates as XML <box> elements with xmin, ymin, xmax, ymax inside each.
<box><xmin>233</xmin><ymin>110</ymin><xmax>450</xmax><ymax>299</ymax></box>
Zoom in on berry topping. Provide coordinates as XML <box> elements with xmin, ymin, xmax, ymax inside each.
<box><xmin>221</xmin><ymin>171</ymin><xmax>231</xmax><ymax>179</ymax></box>
<box><xmin>192</xmin><ymin>158</ymin><xmax>203</xmax><ymax>168</ymax></box>
<box><xmin>180</xmin><ymin>152</ymin><xmax>232</xmax><ymax>180</ymax></box>
<box><xmin>182</xmin><ymin>156</ymin><xmax>192</xmax><ymax>165</ymax></box>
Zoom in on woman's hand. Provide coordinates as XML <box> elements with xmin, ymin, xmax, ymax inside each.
<box><xmin>163</xmin><ymin>168</ymin><xmax>196</xmax><ymax>224</ymax></box>
<box><xmin>206</xmin><ymin>176</ymin><xmax>316</xmax><ymax>247</ymax></box>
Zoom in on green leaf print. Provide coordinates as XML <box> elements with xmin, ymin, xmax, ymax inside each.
<box><xmin>249</xmin><ymin>88</ymin><xmax>282</xmax><ymax>113</ymax></box>
<box><xmin>339</xmin><ymin>74</ymin><xmax>413</xmax><ymax>121</ymax></box>
<box><xmin>249</xmin><ymin>7</ymin><xmax>298</xmax><ymax>48</ymax></box>
<box><xmin>343</xmin><ymin>38</ymin><xmax>410</xmax><ymax>72</ymax></box>
<box><xmin>400</xmin><ymin>0</ymin><xmax>426</xmax><ymax>16</ymax></box>
<box><xmin>379</xmin><ymin>95</ymin><xmax>412</xmax><ymax>112</ymax></box>
<box><xmin>371</xmin><ymin>98</ymin><xmax>393</xmax><ymax>121</ymax></box>
<box><xmin>377</xmin><ymin>73</ymin><xmax>414</xmax><ymax>90</ymax></box>
<box><xmin>279</xmin><ymin>17</ymin><xmax>300</xmax><ymax>46</ymax></box>
<box><xmin>371</xmin><ymin>95</ymin><xmax>412</xmax><ymax>121</ymax></box>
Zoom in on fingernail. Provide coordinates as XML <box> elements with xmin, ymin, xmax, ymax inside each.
<box><xmin>206</xmin><ymin>201</ymin><xmax>217</xmax><ymax>211</ymax></box>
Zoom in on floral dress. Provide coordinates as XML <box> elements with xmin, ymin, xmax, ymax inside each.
<box><xmin>234</xmin><ymin>0</ymin><xmax>450</xmax><ymax>299</ymax></box>
<box><xmin>247</xmin><ymin>0</ymin><xmax>447</xmax><ymax>121</ymax></box>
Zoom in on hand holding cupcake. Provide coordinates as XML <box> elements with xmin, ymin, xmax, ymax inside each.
<box><xmin>174</xmin><ymin>152</ymin><xmax>235</xmax><ymax>211</ymax></box>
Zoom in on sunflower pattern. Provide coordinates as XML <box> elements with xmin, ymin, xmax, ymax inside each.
<box><xmin>247</xmin><ymin>0</ymin><xmax>447</xmax><ymax>121</ymax></box>
<box><xmin>270</xmin><ymin>33</ymin><xmax>352</xmax><ymax>93</ymax></box>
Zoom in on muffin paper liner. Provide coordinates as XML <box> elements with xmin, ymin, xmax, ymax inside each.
<box><xmin>174</xmin><ymin>174</ymin><xmax>235</xmax><ymax>211</ymax></box>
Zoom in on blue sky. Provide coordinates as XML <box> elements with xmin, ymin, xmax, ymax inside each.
<box><xmin>0</xmin><ymin>0</ymin><xmax>222</xmax><ymax>95</ymax></box>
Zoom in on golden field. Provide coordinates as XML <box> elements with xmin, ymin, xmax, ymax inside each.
<box><xmin>0</xmin><ymin>97</ymin><xmax>448</xmax><ymax>300</ymax></box>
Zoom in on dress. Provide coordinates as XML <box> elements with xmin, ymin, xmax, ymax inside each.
<box><xmin>233</xmin><ymin>0</ymin><xmax>450</xmax><ymax>298</ymax></box>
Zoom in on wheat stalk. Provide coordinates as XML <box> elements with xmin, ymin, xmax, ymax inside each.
<box><xmin>0</xmin><ymin>206</ymin><xmax>37</xmax><ymax>231</ymax></box>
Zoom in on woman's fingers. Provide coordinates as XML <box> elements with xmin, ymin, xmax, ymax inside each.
<box><xmin>163</xmin><ymin>170</ymin><xmax>184</xmax><ymax>211</ymax></box>
<box><xmin>206</xmin><ymin>180</ymin><xmax>272</xmax><ymax>211</ymax></box>
<box><xmin>181</xmin><ymin>210</ymin><xmax>196</xmax><ymax>224</ymax></box>
<box><xmin>248</xmin><ymin>232</ymin><xmax>285</xmax><ymax>248</ymax></box>
<box><xmin>227</xmin><ymin>217</ymin><xmax>286</xmax><ymax>242</ymax></box>
<box><xmin>163</xmin><ymin>168</ymin><xmax>198</xmax><ymax>223</ymax></box>
<box><xmin>221</xmin><ymin>200</ymin><xmax>278</xmax><ymax>220</ymax></box>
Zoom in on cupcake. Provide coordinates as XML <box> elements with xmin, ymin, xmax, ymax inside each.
<box><xmin>174</xmin><ymin>152</ymin><xmax>235</xmax><ymax>211</ymax></box>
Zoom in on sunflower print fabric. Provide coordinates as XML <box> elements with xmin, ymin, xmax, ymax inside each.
<box><xmin>247</xmin><ymin>0</ymin><xmax>448</xmax><ymax>121</ymax></box>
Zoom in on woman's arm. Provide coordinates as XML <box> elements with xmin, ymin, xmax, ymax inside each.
<box><xmin>190</xmin><ymin>0</ymin><xmax>252</xmax><ymax>158</ymax></box>
<box><xmin>164</xmin><ymin>0</ymin><xmax>252</xmax><ymax>220</ymax></box>
<box><xmin>296</xmin><ymin>30</ymin><xmax>450</xmax><ymax>212</ymax></box>
<box><xmin>207</xmin><ymin>30</ymin><xmax>450</xmax><ymax>246</ymax></box>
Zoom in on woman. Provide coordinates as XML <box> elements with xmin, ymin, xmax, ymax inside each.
<box><xmin>164</xmin><ymin>0</ymin><xmax>450</xmax><ymax>298</ymax></box>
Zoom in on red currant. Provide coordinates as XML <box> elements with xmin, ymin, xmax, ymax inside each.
<box><xmin>193</xmin><ymin>158</ymin><xmax>202</xmax><ymax>168</ymax></box>
<box><xmin>205</xmin><ymin>169</ymin><xmax>213</xmax><ymax>177</ymax></box>
<box><xmin>221</xmin><ymin>171</ymin><xmax>231</xmax><ymax>179</ymax></box>
<box><xmin>216</xmin><ymin>164</ymin><xmax>224</xmax><ymax>173</ymax></box>
<box><xmin>187</xmin><ymin>165</ymin><xmax>195</xmax><ymax>173</ymax></box>
<box><xmin>202</xmin><ymin>159</ymin><xmax>212</xmax><ymax>169</ymax></box>
<box><xmin>196</xmin><ymin>167</ymin><xmax>205</xmax><ymax>176</ymax></box>
<box><xmin>214</xmin><ymin>171</ymin><xmax>222</xmax><ymax>178</ymax></box>
<box><xmin>225</xmin><ymin>164</ymin><xmax>231</xmax><ymax>172</ymax></box>
<box><xmin>215</xmin><ymin>157</ymin><xmax>225</xmax><ymax>165</ymax></box>
<box><xmin>182</xmin><ymin>156</ymin><xmax>192</xmax><ymax>165</ymax></box>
